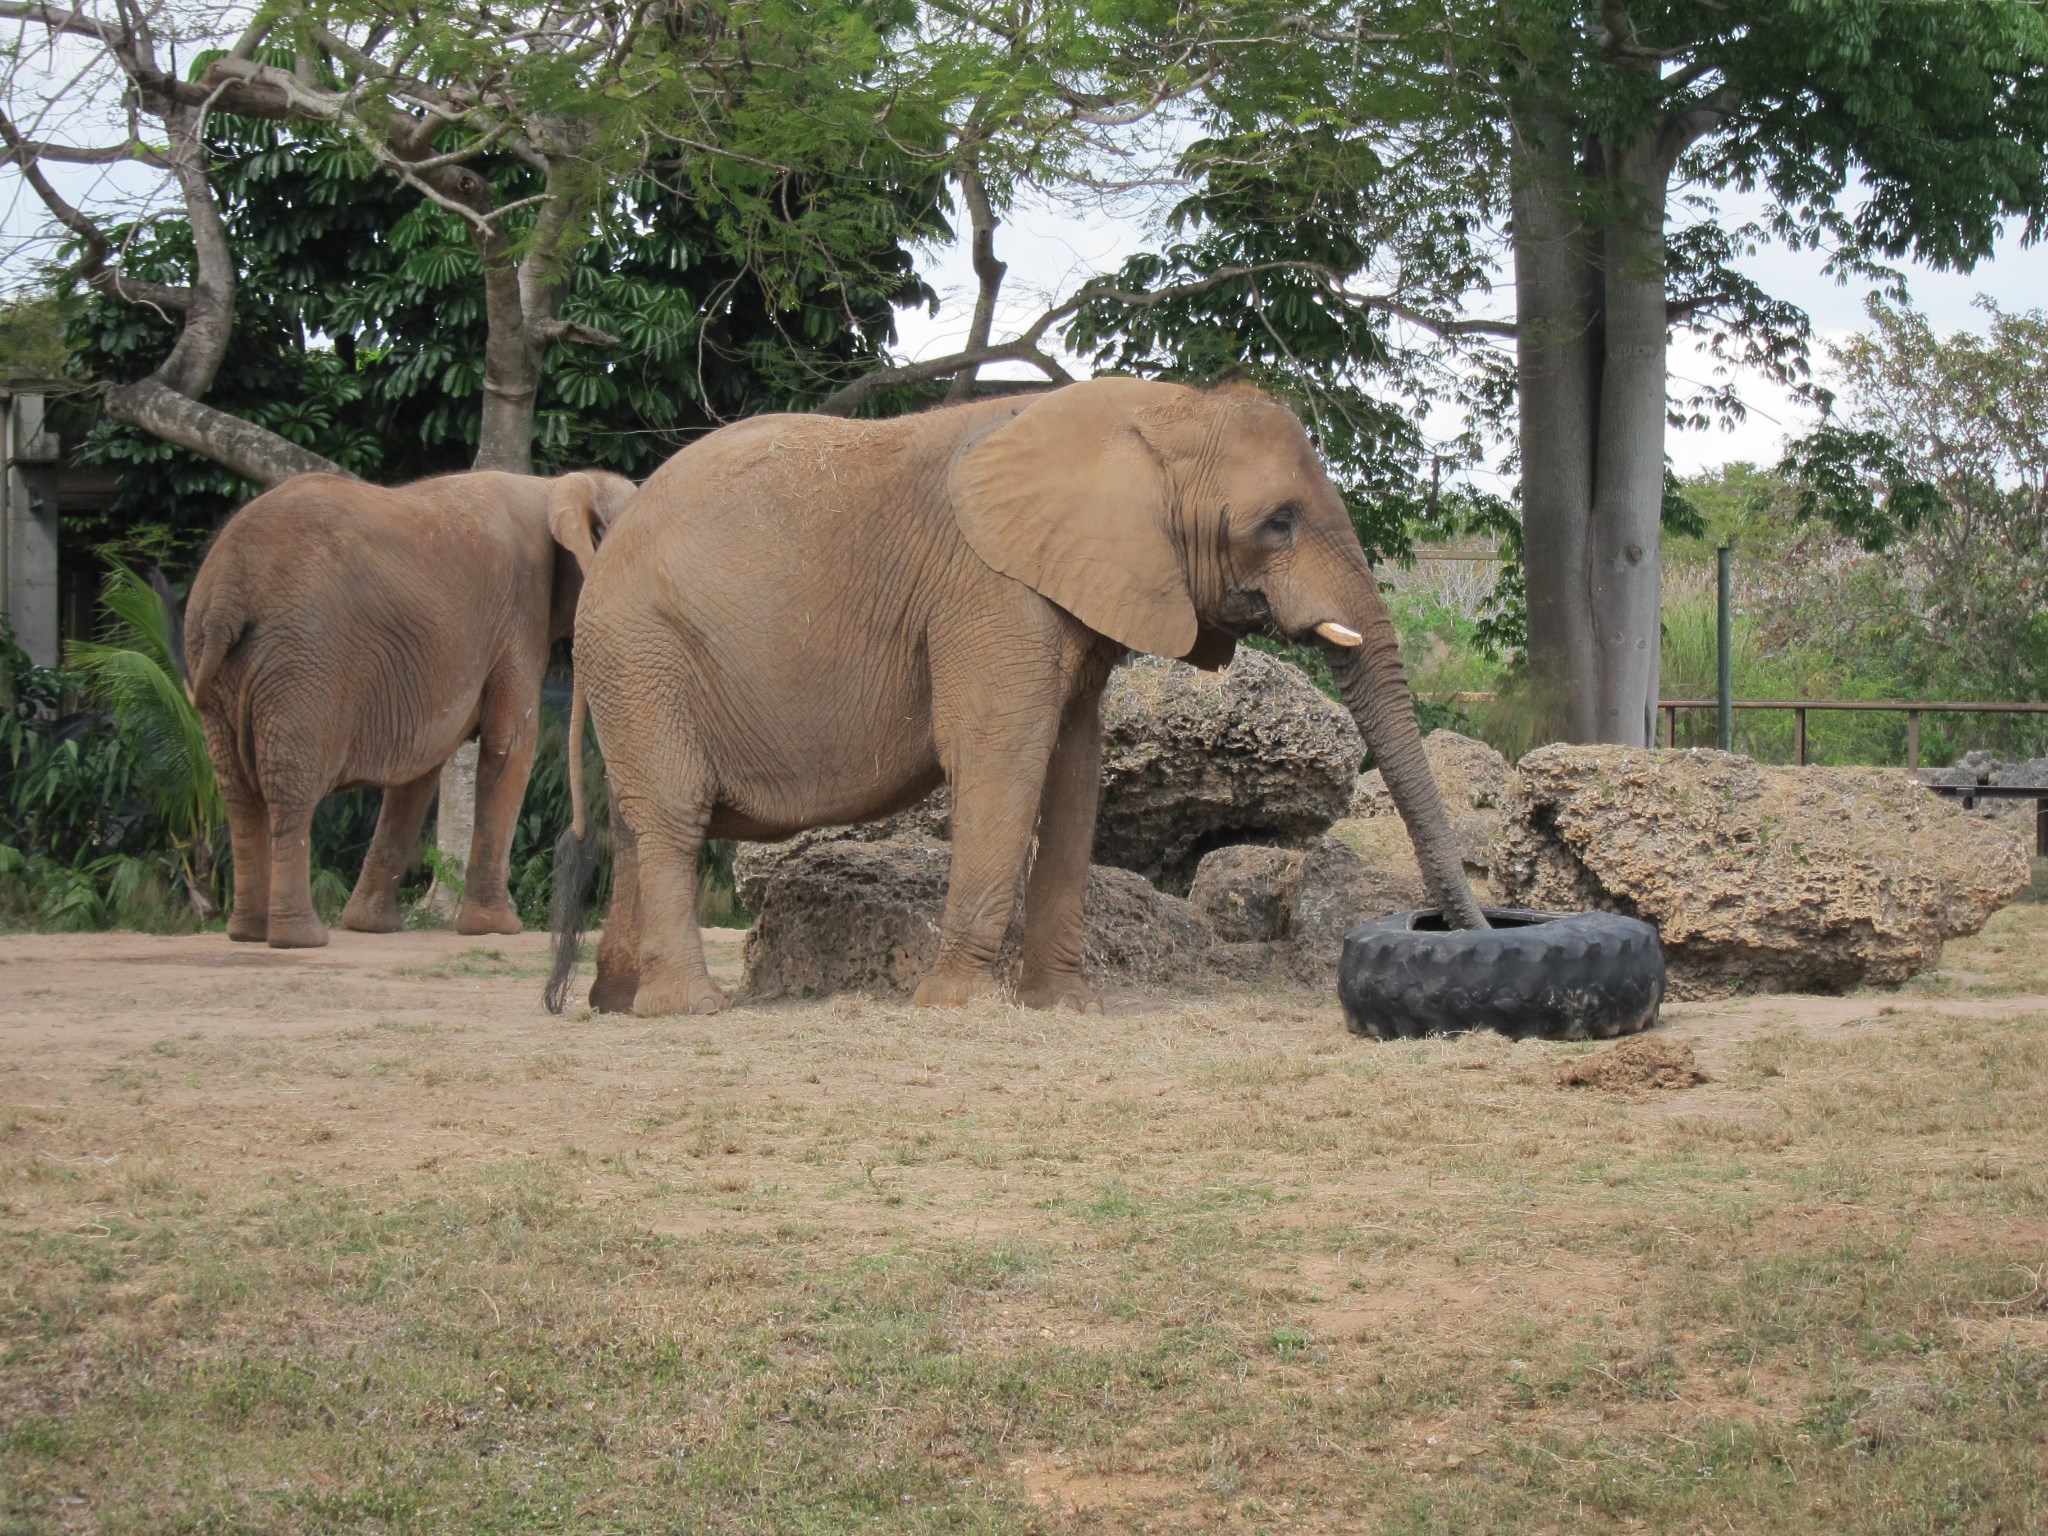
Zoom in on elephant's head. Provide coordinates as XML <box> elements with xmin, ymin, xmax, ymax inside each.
<box><xmin>545</xmin><ymin>471</ymin><xmax>640</xmax><ymax>640</ymax></box>
<box><xmin>948</xmin><ymin>377</ymin><xmax>1487</xmax><ymax>929</ymax></box>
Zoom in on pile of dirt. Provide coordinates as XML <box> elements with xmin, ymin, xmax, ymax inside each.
<box><xmin>1555</xmin><ymin>1036</ymin><xmax>1706</xmax><ymax>1092</ymax></box>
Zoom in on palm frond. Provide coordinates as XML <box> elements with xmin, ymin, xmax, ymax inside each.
<box><xmin>67</xmin><ymin>565</ymin><xmax>223</xmax><ymax>852</ymax></box>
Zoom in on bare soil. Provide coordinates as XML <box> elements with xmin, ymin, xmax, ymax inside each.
<box><xmin>3</xmin><ymin>915</ymin><xmax>2045</xmax><ymax>1533</ymax></box>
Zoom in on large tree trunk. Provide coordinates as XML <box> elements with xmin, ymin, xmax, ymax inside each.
<box><xmin>1511</xmin><ymin>117</ymin><xmax>1668</xmax><ymax>748</ymax></box>
<box><xmin>1585</xmin><ymin>141</ymin><xmax>1670</xmax><ymax>747</ymax></box>
<box><xmin>1511</xmin><ymin>112</ymin><xmax>1602</xmax><ymax>744</ymax></box>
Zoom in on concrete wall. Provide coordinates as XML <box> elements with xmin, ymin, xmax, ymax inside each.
<box><xmin>2</xmin><ymin>390</ymin><xmax>61</xmax><ymax>666</ymax></box>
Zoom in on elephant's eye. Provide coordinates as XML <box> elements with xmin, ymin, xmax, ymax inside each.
<box><xmin>1256</xmin><ymin>509</ymin><xmax>1297</xmax><ymax>547</ymax></box>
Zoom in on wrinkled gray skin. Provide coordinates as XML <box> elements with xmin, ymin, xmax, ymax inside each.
<box><xmin>187</xmin><ymin>469</ymin><xmax>636</xmax><ymax>947</ymax></box>
<box><xmin>555</xmin><ymin>378</ymin><xmax>1485</xmax><ymax>1017</ymax></box>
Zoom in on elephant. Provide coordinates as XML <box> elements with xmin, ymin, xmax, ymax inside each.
<box><xmin>546</xmin><ymin>377</ymin><xmax>1485</xmax><ymax>1018</ymax></box>
<box><xmin>186</xmin><ymin>468</ymin><xmax>637</xmax><ymax>948</ymax></box>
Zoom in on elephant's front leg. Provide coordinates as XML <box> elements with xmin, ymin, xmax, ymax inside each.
<box><xmin>341</xmin><ymin>768</ymin><xmax>438</xmax><ymax>933</ymax></box>
<box><xmin>456</xmin><ymin>685</ymin><xmax>538</xmax><ymax>936</ymax></box>
<box><xmin>917</xmin><ymin>726</ymin><xmax>1060</xmax><ymax>1009</ymax></box>
<box><xmin>1016</xmin><ymin>686</ymin><xmax>1107</xmax><ymax>1013</ymax></box>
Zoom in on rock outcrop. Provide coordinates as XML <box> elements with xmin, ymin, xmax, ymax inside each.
<box><xmin>1094</xmin><ymin>650</ymin><xmax>1360</xmax><ymax>891</ymax></box>
<box><xmin>1274</xmin><ymin>731</ymin><xmax>1518</xmax><ymax>986</ymax></box>
<box><xmin>1498</xmin><ymin>745</ymin><xmax>2031</xmax><ymax>997</ymax></box>
<box><xmin>739</xmin><ymin>838</ymin><xmax>1210</xmax><ymax>1001</ymax></box>
<box><xmin>1285</xmin><ymin>816</ymin><xmax>1505</xmax><ymax>986</ymax></box>
<box><xmin>1349</xmin><ymin>729</ymin><xmax>1511</xmax><ymax>876</ymax></box>
<box><xmin>1186</xmin><ymin>845</ymin><xmax>1305</xmax><ymax>943</ymax></box>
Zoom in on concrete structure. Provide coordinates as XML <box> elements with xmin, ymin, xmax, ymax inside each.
<box><xmin>2</xmin><ymin>388</ymin><xmax>61</xmax><ymax>665</ymax></box>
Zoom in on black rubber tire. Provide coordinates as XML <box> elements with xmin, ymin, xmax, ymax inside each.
<box><xmin>1338</xmin><ymin>907</ymin><xmax>1665</xmax><ymax>1042</ymax></box>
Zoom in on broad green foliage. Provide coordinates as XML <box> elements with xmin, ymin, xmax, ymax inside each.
<box><xmin>68</xmin><ymin>566</ymin><xmax>223</xmax><ymax>907</ymax></box>
<box><xmin>0</xmin><ymin>622</ymin><xmax>190</xmax><ymax>931</ymax></box>
<box><xmin>63</xmin><ymin>106</ymin><xmax>939</xmax><ymax>574</ymax></box>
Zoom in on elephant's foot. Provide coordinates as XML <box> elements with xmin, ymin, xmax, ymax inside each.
<box><xmin>914</xmin><ymin>967</ymin><xmax>1002</xmax><ymax>1009</ymax></box>
<box><xmin>587</xmin><ymin>968</ymin><xmax>639</xmax><ymax>1014</ymax></box>
<box><xmin>634</xmin><ymin>971</ymin><xmax>726</xmax><ymax>1018</ymax></box>
<box><xmin>1016</xmin><ymin>972</ymin><xmax>1105</xmax><ymax>1014</ymax></box>
<box><xmin>454</xmin><ymin>900</ymin><xmax>523</xmax><ymax>937</ymax></box>
<box><xmin>266</xmin><ymin>914</ymin><xmax>329</xmax><ymax>949</ymax></box>
<box><xmin>226</xmin><ymin>910</ymin><xmax>267</xmax><ymax>943</ymax></box>
<box><xmin>340</xmin><ymin>893</ymin><xmax>404</xmax><ymax>934</ymax></box>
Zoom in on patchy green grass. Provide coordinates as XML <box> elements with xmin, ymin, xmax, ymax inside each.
<box><xmin>2</xmin><ymin>914</ymin><xmax>2046</xmax><ymax>1532</ymax></box>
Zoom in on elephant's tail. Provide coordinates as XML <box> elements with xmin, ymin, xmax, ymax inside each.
<box><xmin>184</xmin><ymin>581</ymin><xmax>248</xmax><ymax>712</ymax></box>
<box><xmin>544</xmin><ymin>671</ymin><xmax>600</xmax><ymax>1014</ymax></box>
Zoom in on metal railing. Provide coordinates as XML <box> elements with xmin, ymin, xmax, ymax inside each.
<box><xmin>1656</xmin><ymin>699</ymin><xmax>2048</xmax><ymax>769</ymax></box>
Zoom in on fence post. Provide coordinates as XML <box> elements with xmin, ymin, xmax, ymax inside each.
<box><xmin>1717</xmin><ymin>546</ymin><xmax>1733</xmax><ymax>752</ymax></box>
<box><xmin>1665</xmin><ymin>703</ymin><xmax>1677</xmax><ymax>748</ymax></box>
<box><xmin>1794</xmin><ymin>706</ymin><xmax>1807</xmax><ymax>767</ymax></box>
<box><xmin>1907</xmin><ymin>710</ymin><xmax>1921</xmax><ymax>771</ymax></box>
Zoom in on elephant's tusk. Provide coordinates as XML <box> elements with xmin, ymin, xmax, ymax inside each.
<box><xmin>1314</xmin><ymin>622</ymin><xmax>1364</xmax><ymax>647</ymax></box>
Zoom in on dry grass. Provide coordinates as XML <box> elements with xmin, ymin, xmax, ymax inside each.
<box><xmin>0</xmin><ymin>917</ymin><xmax>2044</xmax><ymax>1533</ymax></box>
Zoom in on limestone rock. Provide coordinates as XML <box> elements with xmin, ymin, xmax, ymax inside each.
<box><xmin>1350</xmin><ymin>729</ymin><xmax>1511</xmax><ymax>875</ymax></box>
<box><xmin>732</xmin><ymin>789</ymin><xmax>949</xmax><ymax>912</ymax></box>
<box><xmin>1095</xmin><ymin>650</ymin><xmax>1361</xmax><ymax>892</ymax></box>
<box><xmin>1202</xmin><ymin>939</ymin><xmax>1287</xmax><ymax>984</ymax></box>
<box><xmin>740</xmin><ymin>840</ymin><xmax>948</xmax><ymax>1000</ymax></box>
<box><xmin>739</xmin><ymin>838</ymin><xmax>1209</xmax><ymax>1001</ymax></box>
<box><xmin>1285</xmin><ymin>824</ymin><xmax>1429</xmax><ymax>986</ymax></box>
<box><xmin>1187</xmin><ymin>845</ymin><xmax>1306</xmax><ymax>943</ymax></box>
<box><xmin>1498</xmin><ymin>745</ymin><xmax>2031</xmax><ymax>998</ymax></box>
<box><xmin>1351</xmin><ymin>729</ymin><xmax>1512</xmax><ymax>815</ymax></box>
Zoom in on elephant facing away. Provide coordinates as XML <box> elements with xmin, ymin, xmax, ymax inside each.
<box><xmin>188</xmin><ymin>468</ymin><xmax>636</xmax><ymax>947</ymax></box>
<box><xmin>548</xmin><ymin>378</ymin><xmax>1485</xmax><ymax>1018</ymax></box>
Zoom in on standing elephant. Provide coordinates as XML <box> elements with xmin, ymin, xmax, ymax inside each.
<box><xmin>187</xmin><ymin>468</ymin><xmax>637</xmax><ymax>947</ymax></box>
<box><xmin>548</xmin><ymin>378</ymin><xmax>1485</xmax><ymax>1018</ymax></box>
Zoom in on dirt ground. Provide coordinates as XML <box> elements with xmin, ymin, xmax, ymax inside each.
<box><xmin>2</xmin><ymin>909</ymin><xmax>2045</xmax><ymax>1534</ymax></box>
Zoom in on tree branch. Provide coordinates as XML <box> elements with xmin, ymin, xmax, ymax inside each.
<box><xmin>946</xmin><ymin>156</ymin><xmax>1005</xmax><ymax>402</ymax></box>
<box><xmin>0</xmin><ymin>0</ymin><xmax>126</xmax><ymax>48</ymax></box>
<box><xmin>104</xmin><ymin>376</ymin><xmax>347</xmax><ymax>486</ymax></box>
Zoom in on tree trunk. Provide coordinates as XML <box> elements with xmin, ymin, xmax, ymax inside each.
<box><xmin>1511</xmin><ymin>116</ymin><xmax>1668</xmax><ymax>748</ymax></box>
<box><xmin>426</xmin><ymin>740</ymin><xmax>478</xmax><ymax>921</ymax></box>
<box><xmin>473</xmin><ymin>225</ymin><xmax>540</xmax><ymax>475</ymax></box>
<box><xmin>1585</xmin><ymin>141</ymin><xmax>1670</xmax><ymax>747</ymax></box>
<box><xmin>1511</xmin><ymin>112</ymin><xmax>1602</xmax><ymax>743</ymax></box>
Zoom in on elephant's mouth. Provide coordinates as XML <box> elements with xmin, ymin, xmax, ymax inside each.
<box><xmin>1215</xmin><ymin>587</ymin><xmax>1273</xmax><ymax>637</ymax></box>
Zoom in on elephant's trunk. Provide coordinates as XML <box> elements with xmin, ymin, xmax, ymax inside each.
<box><xmin>1326</xmin><ymin>616</ymin><xmax>1490</xmax><ymax>931</ymax></box>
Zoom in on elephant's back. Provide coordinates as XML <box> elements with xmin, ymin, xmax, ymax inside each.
<box><xmin>200</xmin><ymin>474</ymin><xmax>534</xmax><ymax>618</ymax></box>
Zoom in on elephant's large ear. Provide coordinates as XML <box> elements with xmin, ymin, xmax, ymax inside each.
<box><xmin>548</xmin><ymin>473</ymin><xmax>609</xmax><ymax>575</ymax></box>
<box><xmin>947</xmin><ymin>381</ymin><xmax>1198</xmax><ymax>659</ymax></box>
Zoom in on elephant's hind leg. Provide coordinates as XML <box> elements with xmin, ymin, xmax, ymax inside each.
<box><xmin>455</xmin><ymin>675</ymin><xmax>540</xmax><ymax>937</ymax></box>
<box><xmin>341</xmin><ymin>768</ymin><xmax>437</xmax><ymax>933</ymax></box>
<box><xmin>612</xmin><ymin>759</ymin><xmax>723</xmax><ymax>1017</ymax></box>
<box><xmin>263</xmin><ymin>795</ymin><xmax>328</xmax><ymax>949</ymax></box>
<box><xmin>206</xmin><ymin>717</ymin><xmax>270</xmax><ymax>944</ymax></box>
<box><xmin>589</xmin><ymin>793</ymin><xmax>643</xmax><ymax>1013</ymax></box>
